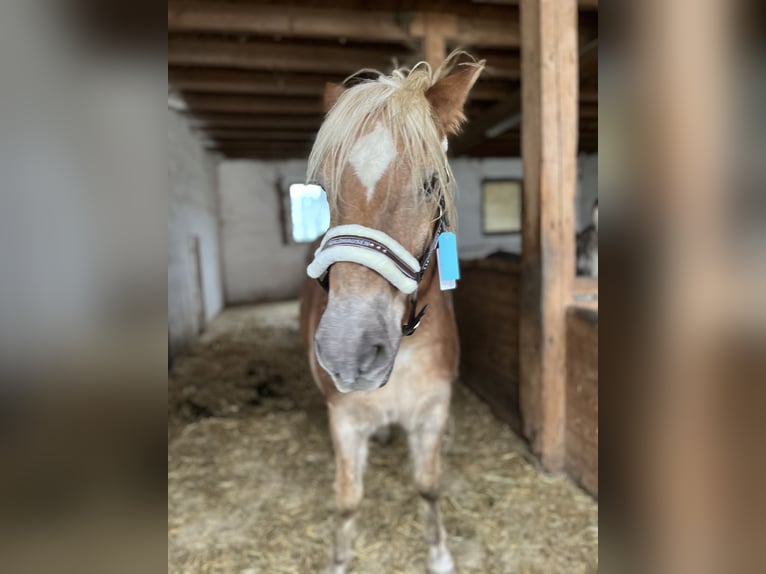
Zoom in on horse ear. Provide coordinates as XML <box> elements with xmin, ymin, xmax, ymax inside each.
<box><xmin>323</xmin><ymin>82</ymin><xmax>346</xmax><ymax>113</ymax></box>
<box><xmin>426</xmin><ymin>61</ymin><xmax>485</xmax><ymax>135</ymax></box>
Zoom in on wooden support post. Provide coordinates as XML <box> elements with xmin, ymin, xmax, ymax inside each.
<box><xmin>519</xmin><ymin>0</ymin><xmax>578</xmax><ymax>471</ymax></box>
<box><xmin>410</xmin><ymin>13</ymin><xmax>457</xmax><ymax>69</ymax></box>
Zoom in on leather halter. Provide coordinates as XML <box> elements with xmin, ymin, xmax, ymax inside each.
<box><xmin>314</xmin><ymin>205</ymin><xmax>445</xmax><ymax>336</ymax></box>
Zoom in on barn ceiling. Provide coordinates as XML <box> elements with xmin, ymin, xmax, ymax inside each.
<box><xmin>168</xmin><ymin>0</ymin><xmax>598</xmax><ymax>159</ymax></box>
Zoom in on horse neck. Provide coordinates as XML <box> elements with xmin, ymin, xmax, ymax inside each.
<box><xmin>418</xmin><ymin>259</ymin><xmax>451</xmax><ymax>308</ymax></box>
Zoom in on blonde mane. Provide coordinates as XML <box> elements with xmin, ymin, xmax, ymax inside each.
<box><xmin>307</xmin><ymin>51</ymin><xmax>478</xmax><ymax>231</ymax></box>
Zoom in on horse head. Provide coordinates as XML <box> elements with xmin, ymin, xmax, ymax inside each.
<box><xmin>306</xmin><ymin>52</ymin><xmax>484</xmax><ymax>393</ymax></box>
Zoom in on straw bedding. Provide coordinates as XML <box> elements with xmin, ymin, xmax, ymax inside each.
<box><xmin>168</xmin><ymin>302</ymin><xmax>598</xmax><ymax>574</ymax></box>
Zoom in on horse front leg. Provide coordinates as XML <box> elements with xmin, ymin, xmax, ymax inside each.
<box><xmin>408</xmin><ymin>404</ymin><xmax>454</xmax><ymax>574</ymax></box>
<box><xmin>325</xmin><ymin>407</ymin><xmax>369</xmax><ymax>574</ymax></box>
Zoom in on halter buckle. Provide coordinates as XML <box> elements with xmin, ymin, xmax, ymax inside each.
<box><xmin>402</xmin><ymin>303</ymin><xmax>429</xmax><ymax>336</ymax></box>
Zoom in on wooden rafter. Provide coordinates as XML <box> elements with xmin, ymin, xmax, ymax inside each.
<box><xmin>202</xmin><ymin>130</ymin><xmax>316</xmax><ymax>142</ymax></box>
<box><xmin>469</xmin><ymin>0</ymin><xmax>597</xmax><ymax>9</ymax></box>
<box><xmin>474</xmin><ymin>53</ymin><xmax>522</xmax><ymax>80</ymax></box>
<box><xmin>181</xmin><ymin>94</ymin><xmax>323</xmax><ymax>114</ymax></box>
<box><xmin>169</xmin><ymin>3</ymin><xmax>415</xmax><ymax>45</ymax></box>
<box><xmin>169</xmin><ymin>37</ymin><xmax>409</xmax><ymax>75</ymax></box>
<box><xmin>166</xmin><ymin>3</ymin><xmax>597</xmax><ymax>159</ymax></box>
<box><xmin>188</xmin><ymin>114</ymin><xmax>324</xmax><ymax>130</ymax></box>
<box><xmin>168</xmin><ymin>3</ymin><xmax>521</xmax><ymax>49</ymax></box>
<box><xmin>172</xmin><ymin>66</ymin><xmax>518</xmax><ymax>103</ymax></box>
<box><xmin>169</xmin><ymin>69</ymin><xmax>345</xmax><ymax>96</ymax></box>
<box><xmin>450</xmin><ymin>92</ymin><xmax>522</xmax><ymax>155</ymax></box>
<box><xmin>452</xmin><ymin>42</ymin><xmax>596</xmax><ymax>156</ymax></box>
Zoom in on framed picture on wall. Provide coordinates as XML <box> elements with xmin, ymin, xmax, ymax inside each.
<box><xmin>481</xmin><ymin>179</ymin><xmax>522</xmax><ymax>234</ymax></box>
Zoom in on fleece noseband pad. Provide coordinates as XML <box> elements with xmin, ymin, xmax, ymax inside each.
<box><xmin>306</xmin><ymin>225</ymin><xmax>421</xmax><ymax>294</ymax></box>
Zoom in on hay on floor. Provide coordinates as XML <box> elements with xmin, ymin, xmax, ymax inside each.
<box><xmin>168</xmin><ymin>302</ymin><xmax>597</xmax><ymax>574</ymax></box>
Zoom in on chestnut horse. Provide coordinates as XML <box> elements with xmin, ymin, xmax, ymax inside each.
<box><xmin>300</xmin><ymin>53</ymin><xmax>484</xmax><ymax>574</ymax></box>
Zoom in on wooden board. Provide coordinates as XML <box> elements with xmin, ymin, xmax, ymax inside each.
<box><xmin>565</xmin><ymin>305</ymin><xmax>598</xmax><ymax>496</ymax></box>
<box><xmin>454</xmin><ymin>259</ymin><xmax>523</xmax><ymax>433</ymax></box>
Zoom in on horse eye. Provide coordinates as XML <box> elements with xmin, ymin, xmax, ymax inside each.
<box><xmin>423</xmin><ymin>175</ymin><xmax>438</xmax><ymax>196</ymax></box>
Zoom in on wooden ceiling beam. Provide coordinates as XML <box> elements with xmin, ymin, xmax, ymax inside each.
<box><xmin>168</xmin><ymin>3</ymin><xmax>415</xmax><ymax>45</ymax></box>
<box><xmin>218</xmin><ymin>150</ymin><xmax>313</xmax><ymax>160</ymax></box>
<box><xmin>465</xmin><ymin>140</ymin><xmax>522</xmax><ymax>157</ymax></box>
<box><xmin>410</xmin><ymin>13</ymin><xmax>454</xmax><ymax>68</ymax></box>
<box><xmin>210</xmin><ymin>148</ymin><xmax>314</xmax><ymax>157</ymax></box>
<box><xmin>476</xmin><ymin>53</ymin><xmax>522</xmax><ymax>80</ymax></box>
<box><xmin>188</xmin><ymin>113</ymin><xmax>324</xmax><ymax>130</ymax></box>
<box><xmin>580</xmin><ymin>89</ymin><xmax>598</xmax><ymax>103</ymax></box>
<box><xmin>169</xmin><ymin>37</ymin><xmax>408</xmax><ymax>75</ymax></box>
<box><xmin>169</xmin><ymin>3</ymin><xmax>523</xmax><ymax>49</ymax></box>
<box><xmin>182</xmin><ymin>94</ymin><xmax>323</xmax><ymax>114</ymax></box>
<box><xmin>450</xmin><ymin>92</ymin><xmax>522</xmax><ymax>155</ymax></box>
<box><xmin>208</xmin><ymin>142</ymin><xmax>314</xmax><ymax>158</ymax></box>
<box><xmin>210</xmin><ymin>140</ymin><xmax>313</xmax><ymax>148</ymax></box>
<box><xmin>454</xmin><ymin>16</ymin><xmax>521</xmax><ymax>48</ymax></box>
<box><xmin>454</xmin><ymin>43</ymin><xmax>596</xmax><ymax>155</ymax></box>
<box><xmin>172</xmin><ymin>67</ymin><xmax>517</xmax><ymax>102</ymax></box>
<box><xmin>169</xmin><ymin>68</ymin><xmax>344</xmax><ymax>96</ymax></box>
<box><xmin>470</xmin><ymin>0</ymin><xmax>597</xmax><ymax>9</ymax></box>
<box><xmin>202</xmin><ymin>130</ymin><xmax>316</xmax><ymax>142</ymax></box>
<box><xmin>580</xmin><ymin>104</ymin><xmax>598</xmax><ymax>119</ymax></box>
<box><xmin>470</xmin><ymin>80</ymin><xmax>521</xmax><ymax>101</ymax></box>
<box><xmin>579</xmin><ymin>40</ymin><xmax>598</xmax><ymax>84</ymax></box>
<box><xmin>489</xmin><ymin>127</ymin><xmax>596</xmax><ymax>140</ymax></box>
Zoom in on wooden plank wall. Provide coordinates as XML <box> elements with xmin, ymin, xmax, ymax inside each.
<box><xmin>453</xmin><ymin>259</ymin><xmax>522</xmax><ymax>434</ymax></box>
<box><xmin>565</xmin><ymin>306</ymin><xmax>598</xmax><ymax>496</ymax></box>
<box><xmin>455</xmin><ymin>260</ymin><xmax>598</xmax><ymax>498</ymax></box>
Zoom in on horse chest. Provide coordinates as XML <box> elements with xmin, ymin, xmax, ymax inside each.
<box><xmin>379</xmin><ymin>347</ymin><xmax>450</xmax><ymax>419</ymax></box>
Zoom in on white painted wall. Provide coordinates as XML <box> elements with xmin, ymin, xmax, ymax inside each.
<box><xmin>451</xmin><ymin>154</ymin><xmax>599</xmax><ymax>258</ymax></box>
<box><xmin>451</xmin><ymin>157</ymin><xmax>524</xmax><ymax>259</ymax></box>
<box><xmin>219</xmin><ymin>159</ymin><xmax>312</xmax><ymax>303</ymax></box>
<box><xmin>168</xmin><ymin>110</ymin><xmax>223</xmax><ymax>358</ymax></box>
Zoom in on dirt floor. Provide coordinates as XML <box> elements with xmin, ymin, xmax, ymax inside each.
<box><xmin>168</xmin><ymin>302</ymin><xmax>598</xmax><ymax>574</ymax></box>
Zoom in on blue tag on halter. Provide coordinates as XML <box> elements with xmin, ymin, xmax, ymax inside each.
<box><xmin>436</xmin><ymin>232</ymin><xmax>459</xmax><ymax>290</ymax></box>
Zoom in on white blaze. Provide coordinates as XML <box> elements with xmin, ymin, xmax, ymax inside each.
<box><xmin>349</xmin><ymin>122</ymin><xmax>396</xmax><ymax>201</ymax></box>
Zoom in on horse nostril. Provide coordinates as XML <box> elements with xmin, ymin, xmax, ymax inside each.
<box><xmin>359</xmin><ymin>344</ymin><xmax>384</xmax><ymax>374</ymax></box>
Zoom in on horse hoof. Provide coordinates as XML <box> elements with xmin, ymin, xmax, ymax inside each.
<box><xmin>322</xmin><ymin>561</ymin><xmax>348</xmax><ymax>574</ymax></box>
<box><xmin>428</xmin><ymin>545</ymin><xmax>455</xmax><ymax>574</ymax></box>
